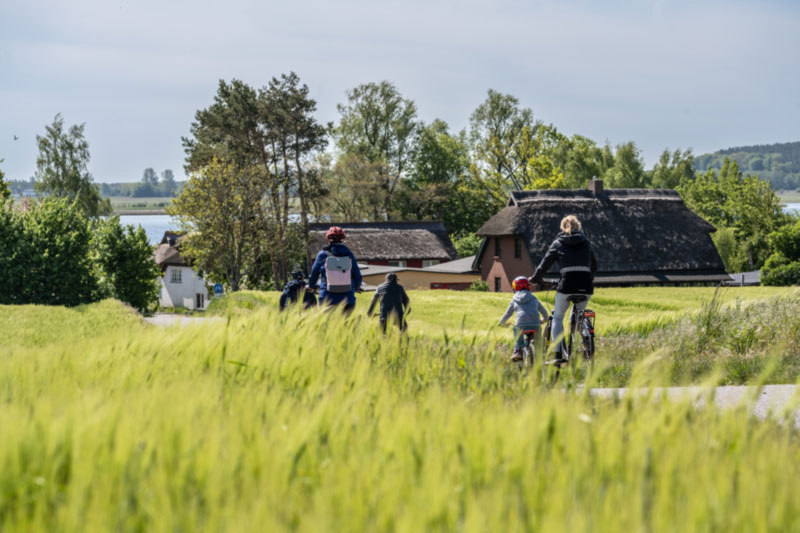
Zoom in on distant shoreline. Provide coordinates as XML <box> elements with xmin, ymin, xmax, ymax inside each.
<box><xmin>114</xmin><ymin>209</ymin><xmax>167</xmax><ymax>215</ymax></box>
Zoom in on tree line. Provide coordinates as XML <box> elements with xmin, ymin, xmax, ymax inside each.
<box><xmin>100</xmin><ymin>168</ymin><xmax>182</xmax><ymax>198</ymax></box>
<box><xmin>3</xmin><ymin>73</ymin><xmax>798</xmax><ymax>307</ymax></box>
<box><xmin>172</xmin><ymin>75</ymin><xmax>711</xmax><ymax>291</ymax></box>
<box><xmin>695</xmin><ymin>141</ymin><xmax>800</xmax><ymax>191</ymax></box>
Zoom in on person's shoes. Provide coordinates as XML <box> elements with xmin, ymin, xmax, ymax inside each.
<box><xmin>511</xmin><ymin>348</ymin><xmax>523</xmax><ymax>362</ymax></box>
<box><xmin>551</xmin><ymin>352</ymin><xmax>568</xmax><ymax>365</ymax></box>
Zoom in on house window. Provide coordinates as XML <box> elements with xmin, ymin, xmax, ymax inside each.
<box><xmin>494</xmin><ymin>238</ymin><xmax>501</xmax><ymax>258</ymax></box>
<box><xmin>171</xmin><ymin>268</ymin><xmax>182</xmax><ymax>284</ymax></box>
<box><xmin>422</xmin><ymin>260</ymin><xmax>440</xmax><ymax>268</ymax></box>
<box><xmin>387</xmin><ymin>260</ymin><xmax>407</xmax><ymax>268</ymax></box>
<box><xmin>196</xmin><ymin>293</ymin><xmax>204</xmax><ymax>309</ymax></box>
<box><xmin>494</xmin><ymin>277</ymin><xmax>502</xmax><ymax>292</ymax></box>
<box><xmin>514</xmin><ymin>238</ymin><xmax>522</xmax><ymax>259</ymax></box>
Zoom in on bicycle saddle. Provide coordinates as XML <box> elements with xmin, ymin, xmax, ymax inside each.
<box><xmin>567</xmin><ymin>295</ymin><xmax>589</xmax><ymax>303</ymax></box>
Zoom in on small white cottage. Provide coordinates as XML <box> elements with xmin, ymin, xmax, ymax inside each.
<box><xmin>153</xmin><ymin>232</ymin><xmax>209</xmax><ymax>310</ymax></box>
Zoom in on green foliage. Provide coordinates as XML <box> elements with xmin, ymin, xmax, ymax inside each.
<box><xmin>695</xmin><ymin>141</ymin><xmax>800</xmax><ymax>191</ymax></box>
<box><xmin>650</xmin><ymin>148</ymin><xmax>695</xmax><ymax>189</ymax></box>
<box><xmin>92</xmin><ymin>216</ymin><xmax>161</xmax><ymax>313</ymax></box>
<box><xmin>334</xmin><ymin>81</ymin><xmax>417</xmax><ymax>218</ymax></box>
<box><xmin>600</xmin><ymin>294</ymin><xmax>800</xmax><ymax>384</ymax></box>
<box><xmin>2</xmin><ymin>296</ymin><xmax>800</xmax><ymax>530</ymax></box>
<box><xmin>678</xmin><ymin>158</ymin><xmax>787</xmax><ymax>269</ymax></box>
<box><xmin>761</xmin><ymin>220</ymin><xmax>800</xmax><ymax>285</ymax></box>
<box><xmin>466</xmin><ymin>279</ymin><xmax>490</xmax><ymax>291</ymax></box>
<box><xmin>182</xmin><ymin>75</ymin><xmax>326</xmax><ymax>286</ymax></box>
<box><xmin>603</xmin><ymin>141</ymin><xmax>647</xmax><ymax>188</ymax></box>
<box><xmin>169</xmin><ymin>159</ymin><xmax>267</xmax><ymax>291</ymax></box>
<box><xmin>33</xmin><ymin>114</ymin><xmax>111</xmax><ymax>217</ymax></box>
<box><xmin>711</xmin><ymin>227</ymin><xmax>745</xmax><ymax>272</ymax></box>
<box><xmin>452</xmin><ymin>231</ymin><xmax>483</xmax><ymax>258</ymax></box>
<box><xmin>0</xmin><ymin>161</ymin><xmax>10</xmax><ymax>200</ymax></box>
<box><xmin>761</xmin><ymin>253</ymin><xmax>800</xmax><ymax>286</ymax></box>
<box><xmin>394</xmin><ymin>120</ymin><xmax>496</xmax><ymax>234</ymax></box>
<box><xmin>0</xmin><ymin>198</ymin><xmax>97</xmax><ymax>306</ymax></box>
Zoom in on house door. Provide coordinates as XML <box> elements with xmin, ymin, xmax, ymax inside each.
<box><xmin>196</xmin><ymin>293</ymin><xmax>205</xmax><ymax>309</ymax></box>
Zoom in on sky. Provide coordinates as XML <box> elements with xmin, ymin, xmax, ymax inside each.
<box><xmin>1</xmin><ymin>0</ymin><xmax>799</xmax><ymax>183</ymax></box>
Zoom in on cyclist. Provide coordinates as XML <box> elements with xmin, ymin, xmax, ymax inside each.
<box><xmin>307</xmin><ymin>226</ymin><xmax>363</xmax><ymax>313</ymax></box>
<box><xmin>279</xmin><ymin>269</ymin><xmax>317</xmax><ymax>311</ymax></box>
<box><xmin>498</xmin><ymin>276</ymin><xmax>549</xmax><ymax>362</ymax></box>
<box><xmin>367</xmin><ymin>272</ymin><xmax>410</xmax><ymax>333</ymax></box>
<box><xmin>529</xmin><ymin>215</ymin><xmax>597</xmax><ymax>364</ymax></box>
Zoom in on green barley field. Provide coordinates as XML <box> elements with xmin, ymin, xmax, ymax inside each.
<box><xmin>2</xmin><ymin>288</ymin><xmax>800</xmax><ymax>531</ymax></box>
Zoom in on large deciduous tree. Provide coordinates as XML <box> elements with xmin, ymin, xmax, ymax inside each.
<box><xmin>334</xmin><ymin>81</ymin><xmax>418</xmax><ymax>219</ymax></box>
<box><xmin>603</xmin><ymin>142</ymin><xmax>647</xmax><ymax>188</ymax></box>
<box><xmin>169</xmin><ymin>158</ymin><xmax>267</xmax><ymax>292</ymax></box>
<box><xmin>394</xmin><ymin>119</ymin><xmax>495</xmax><ymax>235</ymax></box>
<box><xmin>181</xmin><ymin>75</ymin><xmax>326</xmax><ymax>286</ymax></box>
<box><xmin>468</xmin><ymin>89</ymin><xmax>536</xmax><ymax>200</ymax></box>
<box><xmin>261</xmin><ymin>72</ymin><xmax>328</xmax><ymax>268</ymax></box>
<box><xmin>678</xmin><ymin>158</ymin><xmax>787</xmax><ymax>270</ymax></box>
<box><xmin>33</xmin><ymin>114</ymin><xmax>110</xmax><ymax>217</ymax></box>
<box><xmin>650</xmin><ymin>148</ymin><xmax>695</xmax><ymax>189</ymax></box>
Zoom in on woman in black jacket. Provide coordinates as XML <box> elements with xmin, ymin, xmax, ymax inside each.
<box><xmin>529</xmin><ymin>215</ymin><xmax>597</xmax><ymax>362</ymax></box>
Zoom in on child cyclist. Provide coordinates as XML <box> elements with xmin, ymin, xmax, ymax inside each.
<box><xmin>498</xmin><ymin>276</ymin><xmax>549</xmax><ymax>362</ymax></box>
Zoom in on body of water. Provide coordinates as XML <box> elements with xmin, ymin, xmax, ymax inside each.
<box><xmin>784</xmin><ymin>203</ymin><xmax>800</xmax><ymax>214</ymax></box>
<box><xmin>118</xmin><ymin>214</ymin><xmax>178</xmax><ymax>244</ymax></box>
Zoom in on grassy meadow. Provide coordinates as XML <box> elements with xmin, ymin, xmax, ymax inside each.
<box><xmin>2</xmin><ymin>288</ymin><xmax>800</xmax><ymax>531</ymax></box>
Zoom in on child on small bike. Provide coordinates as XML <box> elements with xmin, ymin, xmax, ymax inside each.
<box><xmin>498</xmin><ymin>276</ymin><xmax>549</xmax><ymax>362</ymax></box>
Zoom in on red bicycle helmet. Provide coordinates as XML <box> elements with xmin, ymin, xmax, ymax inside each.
<box><xmin>326</xmin><ymin>226</ymin><xmax>345</xmax><ymax>242</ymax></box>
<box><xmin>512</xmin><ymin>276</ymin><xmax>530</xmax><ymax>291</ymax></box>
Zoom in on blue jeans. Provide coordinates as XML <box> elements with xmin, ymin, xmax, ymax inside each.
<box><xmin>319</xmin><ymin>289</ymin><xmax>356</xmax><ymax>309</ymax></box>
<box><xmin>552</xmin><ymin>293</ymin><xmax>590</xmax><ymax>351</ymax></box>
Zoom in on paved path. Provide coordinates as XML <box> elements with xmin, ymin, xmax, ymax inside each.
<box><xmin>591</xmin><ymin>385</ymin><xmax>800</xmax><ymax>427</ymax></box>
<box><xmin>143</xmin><ymin>314</ymin><xmax>219</xmax><ymax>327</ymax></box>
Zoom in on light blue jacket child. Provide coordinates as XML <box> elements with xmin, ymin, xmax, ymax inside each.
<box><xmin>498</xmin><ymin>289</ymin><xmax>549</xmax><ymax>350</ymax></box>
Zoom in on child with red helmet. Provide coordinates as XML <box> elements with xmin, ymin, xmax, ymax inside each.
<box><xmin>498</xmin><ymin>276</ymin><xmax>549</xmax><ymax>362</ymax></box>
<box><xmin>307</xmin><ymin>226</ymin><xmax>363</xmax><ymax>312</ymax></box>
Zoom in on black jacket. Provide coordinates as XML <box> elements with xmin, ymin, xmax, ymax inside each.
<box><xmin>530</xmin><ymin>232</ymin><xmax>597</xmax><ymax>294</ymax></box>
<box><xmin>368</xmin><ymin>280</ymin><xmax>409</xmax><ymax>317</ymax></box>
<box><xmin>279</xmin><ymin>279</ymin><xmax>317</xmax><ymax>310</ymax></box>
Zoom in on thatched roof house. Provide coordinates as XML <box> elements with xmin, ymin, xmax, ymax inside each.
<box><xmin>153</xmin><ymin>232</ymin><xmax>189</xmax><ymax>271</ymax></box>
<box><xmin>152</xmin><ymin>231</ymin><xmax>209</xmax><ymax>310</ymax></box>
<box><xmin>307</xmin><ymin>221</ymin><xmax>458</xmax><ymax>268</ymax></box>
<box><xmin>474</xmin><ymin>182</ymin><xmax>731</xmax><ymax>291</ymax></box>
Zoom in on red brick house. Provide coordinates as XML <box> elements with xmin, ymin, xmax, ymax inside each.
<box><xmin>307</xmin><ymin>221</ymin><xmax>458</xmax><ymax>269</ymax></box>
<box><xmin>473</xmin><ymin>181</ymin><xmax>731</xmax><ymax>292</ymax></box>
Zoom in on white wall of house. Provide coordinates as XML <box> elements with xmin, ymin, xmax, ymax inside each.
<box><xmin>159</xmin><ymin>265</ymin><xmax>209</xmax><ymax>310</ymax></box>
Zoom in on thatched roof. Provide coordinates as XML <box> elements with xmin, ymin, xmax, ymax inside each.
<box><xmin>308</xmin><ymin>221</ymin><xmax>458</xmax><ymax>262</ymax></box>
<box><xmin>153</xmin><ymin>231</ymin><xmax>190</xmax><ymax>270</ymax></box>
<box><xmin>475</xmin><ymin>188</ymin><xmax>729</xmax><ymax>282</ymax></box>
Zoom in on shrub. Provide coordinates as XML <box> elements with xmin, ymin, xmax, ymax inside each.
<box><xmin>93</xmin><ymin>216</ymin><xmax>161</xmax><ymax>313</ymax></box>
<box><xmin>0</xmin><ymin>198</ymin><xmax>98</xmax><ymax>306</ymax></box>
<box><xmin>761</xmin><ymin>253</ymin><xmax>800</xmax><ymax>286</ymax></box>
<box><xmin>466</xmin><ymin>279</ymin><xmax>490</xmax><ymax>291</ymax></box>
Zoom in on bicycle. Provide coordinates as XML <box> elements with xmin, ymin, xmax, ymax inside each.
<box><xmin>542</xmin><ymin>294</ymin><xmax>596</xmax><ymax>382</ymax></box>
